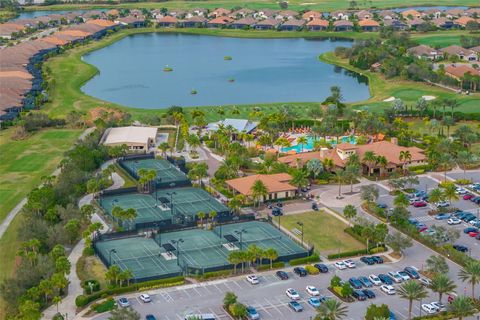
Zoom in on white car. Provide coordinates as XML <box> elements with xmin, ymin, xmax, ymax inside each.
<box><xmin>456</xmin><ymin>188</ymin><xmax>467</xmax><ymax>195</ymax></box>
<box><xmin>139</xmin><ymin>293</ymin><xmax>151</xmax><ymax>303</ymax></box>
<box><xmin>448</xmin><ymin>218</ymin><xmax>462</xmax><ymax>225</ymax></box>
<box><xmin>431</xmin><ymin>301</ymin><xmax>447</xmax><ymax>312</ymax></box>
<box><xmin>306</xmin><ymin>285</ymin><xmax>320</xmax><ymax>296</ymax></box>
<box><xmin>246</xmin><ymin>275</ymin><xmax>259</xmax><ymax>285</ymax></box>
<box><xmin>334</xmin><ymin>261</ymin><xmax>347</xmax><ymax>270</ymax></box>
<box><xmin>421</xmin><ymin>303</ymin><xmax>438</xmax><ymax>314</ymax></box>
<box><xmin>380</xmin><ymin>285</ymin><xmax>396</xmax><ymax>295</ymax></box>
<box><xmin>388</xmin><ymin>271</ymin><xmax>403</xmax><ymax>283</ymax></box>
<box><xmin>117</xmin><ymin>297</ymin><xmax>130</xmax><ymax>307</ymax></box>
<box><xmin>286</xmin><ymin>288</ymin><xmax>300</xmax><ymax>300</ymax></box>
<box><xmin>397</xmin><ymin>271</ymin><xmax>411</xmax><ymax>281</ymax></box>
<box><xmin>418</xmin><ymin>277</ymin><xmax>431</xmax><ymax>287</ymax></box>
<box><xmin>470</xmin><ymin>219</ymin><xmax>480</xmax><ymax>226</ymax></box>
<box><xmin>368</xmin><ymin>274</ymin><xmax>382</xmax><ymax>286</ymax></box>
<box><xmin>435</xmin><ymin>201</ymin><xmax>450</xmax><ymax>208</ymax></box>
<box><xmin>343</xmin><ymin>259</ymin><xmax>356</xmax><ymax>268</ymax></box>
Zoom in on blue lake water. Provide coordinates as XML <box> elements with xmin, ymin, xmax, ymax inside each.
<box><xmin>16</xmin><ymin>9</ymin><xmax>108</xmax><ymax>20</ymax></box>
<box><xmin>81</xmin><ymin>33</ymin><xmax>370</xmax><ymax>109</ymax></box>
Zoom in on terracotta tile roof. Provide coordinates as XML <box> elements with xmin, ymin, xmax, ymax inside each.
<box><xmin>445</xmin><ymin>65</ymin><xmax>480</xmax><ymax>78</ymax></box>
<box><xmin>56</xmin><ymin>29</ymin><xmax>91</xmax><ymax>37</ymax></box>
<box><xmin>226</xmin><ymin>173</ymin><xmax>296</xmax><ymax>196</ymax></box>
<box><xmin>302</xmin><ymin>10</ymin><xmax>322</xmax><ymax>20</ymax></box>
<box><xmin>455</xmin><ymin>16</ymin><xmax>475</xmax><ymax>26</ymax></box>
<box><xmin>41</xmin><ymin>36</ymin><xmax>69</xmax><ymax>45</ymax></box>
<box><xmin>208</xmin><ymin>16</ymin><xmax>234</xmax><ymax>25</ymax></box>
<box><xmin>358</xmin><ymin>19</ymin><xmax>380</xmax><ymax>27</ymax></box>
<box><xmin>86</xmin><ymin>19</ymin><xmax>116</xmax><ymax>27</ymax></box>
<box><xmin>281</xmin><ymin>19</ymin><xmax>305</xmax><ymax>27</ymax></box>
<box><xmin>306</xmin><ymin>19</ymin><xmax>329</xmax><ymax>27</ymax></box>
<box><xmin>255</xmin><ymin>18</ymin><xmax>278</xmax><ymax>26</ymax></box>
<box><xmin>402</xmin><ymin>9</ymin><xmax>421</xmax><ymax>18</ymax></box>
<box><xmin>233</xmin><ymin>17</ymin><xmax>257</xmax><ymax>25</ymax></box>
<box><xmin>333</xmin><ymin>20</ymin><xmax>353</xmax><ymax>27</ymax></box>
<box><xmin>0</xmin><ymin>70</ymin><xmax>32</xmax><ymax>79</ymax></box>
<box><xmin>440</xmin><ymin>45</ymin><xmax>475</xmax><ymax>56</ymax></box>
<box><xmin>157</xmin><ymin>16</ymin><xmax>178</xmax><ymax>23</ymax></box>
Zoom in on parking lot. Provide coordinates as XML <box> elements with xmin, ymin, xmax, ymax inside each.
<box><xmin>92</xmin><ymin>248</ymin><xmax>464</xmax><ymax>320</ymax></box>
<box><xmin>374</xmin><ymin>175</ymin><xmax>480</xmax><ymax>259</ymax></box>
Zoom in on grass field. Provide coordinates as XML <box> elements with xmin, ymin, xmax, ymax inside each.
<box><xmin>0</xmin><ymin>128</ymin><xmax>82</xmax><ymax>220</ymax></box>
<box><xmin>281</xmin><ymin>211</ymin><xmax>365</xmax><ymax>255</ymax></box>
<box><xmin>25</xmin><ymin>0</ymin><xmax>479</xmax><ymax>12</ymax></box>
<box><xmin>411</xmin><ymin>31</ymin><xmax>478</xmax><ymax>47</ymax></box>
<box><xmin>319</xmin><ymin>52</ymin><xmax>480</xmax><ymax>113</ymax></box>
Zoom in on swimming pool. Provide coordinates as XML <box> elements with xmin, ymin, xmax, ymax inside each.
<box><xmin>281</xmin><ymin>136</ymin><xmax>357</xmax><ymax>153</ymax></box>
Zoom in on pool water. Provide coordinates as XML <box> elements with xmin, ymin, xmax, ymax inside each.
<box><xmin>281</xmin><ymin>136</ymin><xmax>357</xmax><ymax>153</ymax></box>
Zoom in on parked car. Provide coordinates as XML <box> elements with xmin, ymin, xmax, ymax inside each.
<box><xmin>468</xmin><ymin>231</ymin><xmax>480</xmax><ymax>237</ymax></box>
<box><xmin>349</xmin><ymin>277</ymin><xmax>363</xmax><ymax>289</ymax></box>
<box><xmin>246</xmin><ymin>275</ymin><xmax>260</xmax><ymax>285</ymax></box>
<box><xmin>435</xmin><ymin>201</ymin><xmax>450</xmax><ymax>208</ymax></box>
<box><xmin>404</xmin><ymin>267</ymin><xmax>420</xmax><ymax>279</ymax></box>
<box><xmin>146</xmin><ymin>315</ymin><xmax>157</xmax><ymax>320</ymax></box>
<box><xmin>362</xmin><ymin>289</ymin><xmax>376</xmax><ymax>299</ymax></box>
<box><xmin>435</xmin><ymin>213</ymin><xmax>451</xmax><ymax>220</ymax></box>
<box><xmin>419</xmin><ymin>277</ymin><xmax>431</xmax><ymax>287</ymax></box>
<box><xmin>308</xmin><ymin>297</ymin><xmax>321</xmax><ymax>308</ymax></box>
<box><xmin>334</xmin><ymin>261</ymin><xmax>347</xmax><ymax>270</ymax></box>
<box><xmin>271</xmin><ymin>207</ymin><xmax>283</xmax><ymax>216</ymax></box>
<box><xmin>293</xmin><ymin>267</ymin><xmax>307</xmax><ymax>277</ymax></box>
<box><xmin>117</xmin><ymin>297</ymin><xmax>130</xmax><ymax>308</ymax></box>
<box><xmin>421</xmin><ymin>303</ymin><xmax>438</xmax><ymax>314</ymax></box>
<box><xmin>371</xmin><ymin>256</ymin><xmax>384</xmax><ymax>264</ymax></box>
<box><xmin>380</xmin><ymin>285</ymin><xmax>396</xmax><ymax>295</ymax></box>
<box><xmin>456</xmin><ymin>188</ymin><xmax>467</xmax><ymax>195</ymax></box>
<box><xmin>246</xmin><ymin>306</ymin><xmax>260</xmax><ymax>320</ymax></box>
<box><xmin>368</xmin><ymin>274</ymin><xmax>382</xmax><ymax>286</ymax></box>
<box><xmin>312</xmin><ymin>202</ymin><xmax>319</xmax><ymax>211</ymax></box>
<box><xmin>314</xmin><ymin>263</ymin><xmax>328</xmax><ymax>273</ymax></box>
<box><xmin>378</xmin><ymin>274</ymin><xmax>394</xmax><ymax>285</ymax></box>
<box><xmin>358</xmin><ymin>276</ymin><xmax>373</xmax><ymax>288</ymax></box>
<box><xmin>464</xmin><ymin>215</ymin><xmax>477</xmax><ymax>222</ymax></box>
<box><xmin>413</xmin><ymin>201</ymin><xmax>428</xmax><ymax>207</ymax></box>
<box><xmin>139</xmin><ymin>294</ymin><xmax>151</xmax><ymax>303</ymax></box>
<box><xmin>360</xmin><ymin>256</ymin><xmax>375</xmax><ymax>265</ymax></box>
<box><xmin>447</xmin><ymin>218</ymin><xmax>462</xmax><ymax>225</ymax></box>
<box><xmin>288</xmin><ymin>300</ymin><xmax>303</xmax><ymax>312</ymax></box>
<box><xmin>463</xmin><ymin>227</ymin><xmax>478</xmax><ymax>234</ymax></box>
<box><xmin>343</xmin><ymin>259</ymin><xmax>356</xmax><ymax>268</ymax></box>
<box><xmin>397</xmin><ymin>271</ymin><xmax>411</xmax><ymax>281</ymax></box>
<box><xmin>377</xmin><ymin>203</ymin><xmax>388</xmax><ymax>209</ymax></box>
<box><xmin>276</xmin><ymin>271</ymin><xmax>289</xmax><ymax>280</ymax></box>
<box><xmin>306</xmin><ymin>285</ymin><xmax>320</xmax><ymax>296</ymax></box>
<box><xmin>463</xmin><ymin>194</ymin><xmax>475</xmax><ymax>200</ymax></box>
<box><xmin>352</xmin><ymin>290</ymin><xmax>367</xmax><ymax>301</ymax></box>
<box><xmin>453</xmin><ymin>244</ymin><xmax>469</xmax><ymax>253</ymax></box>
<box><xmin>388</xmin><ymin>271</ymin><xmax>403</xmax><ymax>283</ymax></box>
<box><xmin>286</xmin><ymin>288</ymin><xmax>300</xmax><ymax>300</ymax></box>
<box><xmin>431</xmin><ymin>301</ymin><xmax>447</xmax><ymax>312</ymax></box>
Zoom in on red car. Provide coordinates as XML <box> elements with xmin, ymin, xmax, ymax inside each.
<box><xmin>413</xmin><ymin>201</ymin><xmax>428</xmax><ymax>207</ymax></box>
<box><xmin>464</xmin><ymin>194</ymin><xmax>474</xmax><ymax>200</ymax></box>
<box><xmin>418</xmin><ymin>226</ymin><xmax>428</xmax><ymax>232</ymax></box>
<box><xmin>468</xmin><ymin>231</ymin><xmax>480</xmax><ymax>237</ymax></box>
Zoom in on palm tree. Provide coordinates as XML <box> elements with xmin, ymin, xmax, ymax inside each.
<box><xmin>247</xmin><ymin>244</ymin><xmax>263</xmax><ymax>267</ymax></box>
<box><xmin>448</xmin><ymin>296</ymin><xmax>477</xmax><ymax>320</ymax></box>
<box><xmin>425</xmin><ymin>255</ymin><xmax>449</xmax><ymax>275</ymax></box>
<box><xmin>264</xmin><ymin>248</ymin><xmax>278</xmax><ymax>269</ymax></box>
<box><xmin>306</xmin><ymin>158</ymin><xmax>323</xmax><ymax>180</ymax></box>
<box><xmin>290</xmin><ymin>169</ymin><xmax>309</xmax><ymax>194</ymax></box>
<box><xmin>343</xmin><ymin>204</ymin><xmax>357</xmax><ymax>223</ymax></box>
<box><xmin>430</xmin><ymin>274</ymin><xmax>456</xmax><ymax>303</ymax></box>
<box><xmin>297</xmin><ymin>136</ymin><xmax>308</xmax><ymax>153</ymax></box>
<box><xmin>197</xmin><ymin>211</ymin><xmax>206</xmax><ymax>228</ymax></box>
<box><xmin>428</xmin><ymin>188</ymin><xmax>445</xmax><ymax>205</ymax></box>
<box><xmin>397</xmin><ymin>280</ymin><xmax>428</xmax><ymax>320</ymax></box>
<box><xmin>323</xmin><ymin>158</ymin><xmax>335</xmax><ymax>173</ymax></box>
<box><xmin>250</xmin><ymin>180</ymin><xmax>268</xmax><ymax>207</ymax></box>
<box><xmin>362</xmin><ymin>151</ymin><xmax>377</xmax><ymax>176</ymax></box>
<box><xmin>443</xmin><ymin>183</ymin><xmax>459</xmax><ymax>204</ymax></box>
<box><xmin>399</xmin><ymin>150</ymin><xmax>412</xmax><ymax>175</ymax></box>
<box><xmin>315</xmin><ymin>299</ymin><xmax>348</xmax><ymax>320</ymax></box>
<box><xmin>228</xmin><ymin>251</ymin><xmax>242</xmax><ymax>274</ymax></box>
<box><xmin>209</xmin><ymin>211</ymin><xmax>217</xmax><ymax>227</ymax></box>
<box><xmin>458</xmin><ymin>260</ymin><xmax>480</xmax><ymax>298</ymax></box>
<box><xmin>456</xmin><ymin>151</ymin><xmax>475</xmax><ymax>180</ymax></box>
<box><xmin>335</xmin><ymin>169</ymin><xmax>347</xmax><ymax>198</ymax></box>
<box><xmin>393</xmin><ymin>193</ymin><xmax>409</xmax><ymax>209</ymax></box>
<box><xmin>376</xmin><ymin>155</ymin><xmax>388</xmax><ymax>177</ymax></box>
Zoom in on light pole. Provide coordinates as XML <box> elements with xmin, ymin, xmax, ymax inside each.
<box><xmin>235</xmin><ymin>229</ymin><xmax>247</xmax><ymax>250</ymax></box>
<box><xmin>167</xmin><ymin>191</ymin><xmax>177</xmax><ymax>216</ymax></box>
<box><xmin>172</xmin><ymin>239</ymin><xmax>184</xmax><ymax>266</ymax></box>
<box><xmin>297</xmin><ymin>221</ymin><xmax>304</xmax><ymax>246</ymax></box>
<box><xmin>109</xmin><ymin>248</ymin><xmax>117</xmax><ymax>266</ymax></box>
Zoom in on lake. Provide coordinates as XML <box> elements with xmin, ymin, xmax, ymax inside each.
<box><xmin>81</xmin><ymin>33</ymin><xmax>370</xmax><ymax>109</ymax></box>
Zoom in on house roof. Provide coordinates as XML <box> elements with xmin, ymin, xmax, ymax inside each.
<box><xmin>306</xmin><ymin>19</ymin><xmax>329</xmax><ymax>27</ymax></box>
<box><xmin>431</xmin><ymin>17</ymin><xmax>454</xmax><ymax>27</ymax></box>
<box><xmin>208</xmin><ymin>16</ymin><xmax>234</xmax><ymax>24</ymax></box>
<box><xmin>455</xmin><ymin>16</ymin><xmax>475</xmax><ymax>26</ymax></box>
<box><xmin>440</xmin><ymin>45</ymin><xmax>475</xmax><ymax>56</ymax></box>
<box><xmin>281</xmin><ymin>19</ymin><xmax>305</xmax><ymax>26</ymax></box>
<box><xmin>157</xmin><ymin>15</ymin><xmax>178</xmax><ymax>23</ymax></box>
<box><xmin>333</xmin><ymin>20</ymin><xmax>353</xmax><ymax>27</ymax></box>
<box><xmin>470</xmin><ymin>46</ymin><xmax>480</xmax><ymax>53</ymax></box>
<box><xmin>255</xmin><ymin>18</ymin><xmax>278</xmax><ymax>26</ymax></box>
<box><xmin>358</xmin><ymin>19</ymin><xmax>380</xmax><ymax>27</ymax></box>
<box><xmin>102</xmin><ymin>126</ymin><xmax>158</xmax><ymax>145</ymax></box>
<box><xmin>408</xmin><ymin>18</ymin><xmax>426</xmax><ymax>26</ymax></box>
<box><xmin>206</xmin><ymin>118</ymin><xmax>258</xmax><ymax>133</ymax></box>
<box><xmin>226</xmin><ymin>173</ymin><xmax>296</xmax><ymax>196</ymax></box>
<box><xmin>445</xmin><ymin>65</ymin><xmax>480</xmax><ymax>78</ymax></box>
<box><xmin>408</xmin><ymin>45</ymin><xmax>438</xmax><ymax>56</ymax></box>
<box><xmin>233</xmin><ymin>17</ymin><xmax>257</xmax><ymax>25</ymax></box>
<box><xmin>402</xmin><ymin>9</ymin><xmax>421</xmax><ymax>18</ymax></box>
<box><xmin>86</xmin><ymin>19</ymin><xmax>117</xmax><ymax>27</ymax></box>
<box><xmin>302</xmin><ymin>10</ymin><xmax>322</xmax><ymax>20</ymax></box>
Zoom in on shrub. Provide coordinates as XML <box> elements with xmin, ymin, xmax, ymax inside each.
<box><xmin>201</xmin><ymin>270</ymin><xmax>232</xmax><ymax>280</ymax></box>
<box><xmin>365</xmin><ymin>304</ymin><xmax>390</xmax><ymax>320</ymax></box>
<box><xmin>455</xmin><ymin>179</ymin><xmax>471</xmax><ymax>185</ymax></box>
<box><xmin>289</xmin><ymin>254</ymin><xmax>320</xmax><ymax>266</ymax></box>
<box><xmin>330</xmin><ymin>275</ymin><xmax>341</xmax><ymax>287</ymax></box>
<box><xmin>75</xmin><ymin>295</ymin><xmax>89</xmax><ymax>307</ymax></box>
<box><xmin>438</xmin><ymin>181</ymin><xmax>455</xmax><ymax>189</ymax></box>
<box><xmin>369</xmin><ymin>246</ymin><xmax>387</xmax><ymax>254</ymax></box>
<box><xmin>332</xmin><ymin>286</ymin><xmax>343</xmax><ymax>297</ymax></box>
<box><xmin>92</xmin><ymin>298</ymin><xmax>116</xmax><ymax>313</ymax></box>
<box><xmin>408</xmin><ymin>164</ymin><xmax>432</xmax><ymax>172</ymax></box>
<box><xmin>256</xmin><ymin>261</ymin><xmax>285</xmax><ymax>271</ymax></box>
<box><xmin>305</xmin><ymin>265</ymin><xmax>319</xmax><ymax>275</ymax></box>
<box><xmin>315</xmin><ymin>179</ymin><xmax>329</xmax><ymax>185</ymax></box>
<box><xmin>83</xmin><ymin>279</ymin><xmax>101</xmax><ymax>294</ymax></box>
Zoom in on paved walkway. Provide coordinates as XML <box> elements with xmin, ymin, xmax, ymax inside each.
<box><xmin>41</xmin><ymin>168</ymin><xmax>123</xmax><ymax>319</ymax></box>
<box><xmin>0</xmin><ymin>127</ymin><xmax>95</xmax><ymax>239</ymax></box>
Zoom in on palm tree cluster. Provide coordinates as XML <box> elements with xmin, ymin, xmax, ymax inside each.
<box><xmin>137</xmin><ymin>168</ymin><xmax>157</xmax><ymax>193</ymax></box>
<box><xmin>227</xmin><ymin>245</ymin><xmax>278</xmax><ymax>273</ymax></box>
<box><xmin>111</xmin><ymin>206</ymin><xmax>137</xmax><ymax>229</ymax></box>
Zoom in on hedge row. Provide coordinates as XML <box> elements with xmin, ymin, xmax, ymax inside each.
<box><xmin>75</xmin><ymin>276</ymin><xmax>185</xmax><ymax>307</ymax></box>
<box><xmin>327</xmin><ymin>246</ymin><xmax>386</xmax><ymax>260</ymax></box>
<box><xmin>289</xmin><ymin>254</ymin><xmax>320</xmax><ymax>266</ymax></box>
<box><xmin>256</xmin><ymin>262</ymin><xmax>285</xmax><ymax>271</ymax></box>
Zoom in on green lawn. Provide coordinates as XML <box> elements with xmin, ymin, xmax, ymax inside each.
<box><xmin>26</xmin><ymin>0</ymin><xmax>478</xmax><ymax>12</ymax></box>
<box><xmin>0</xmin><ymin>128</ymin><xmax>82</xmax><ymax>220</ymax></box>
<box><xmin>281</xmin><ymin>211</ymin><xmax>365</xmax><ymax>255</ymax></box>
<box><xmin>411</xmin><ymin>31</ymin><xmax>479</xmax><ymax>48</ymax></box>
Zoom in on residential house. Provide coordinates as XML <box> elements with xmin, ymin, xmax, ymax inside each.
<box><xmin>455</xmin><ymin>16</ymin><xmax>475</xmax><ymax>27</ymax></box>
<box><xmin>277</xmin><ymin>10</ymin><xmax>298</xmax><ymax>20</ymax></box>
<box><xmin>254</xmin><ymin>18</ymin><xmax>279</xmax><ymax>30</ymax></box>
<box><xmin>115</xmin><ymin>16</ymin><xmax>146</xmax><ymax>28</ymax></box>
<box><xmin>157</xmin><ymin>16</ymin><xmax>178</xmax><ymax>27</ymax></box>
<box><xmin>445</xmin><ymin>8</ymin><xmax>465</xmax><ymax>19</ymax></box>
<box><xmin>331</xmin><ymin>10</ymin><xmax>350</xmax><ymax>20</ymax></box>
<box><xmin>383</xmin><ymin>19</ymin><xmax>408</xmax><ymax>31</ymax></box>
<box><xmin>445</xmin><ymin>65</ymin><xmax>480</xmax><ymax>81</ymax></box>
<box><xmin>401</xmin><ymin>9</ymin><xmax>422</xmax><ymax>19</ymax></box>
<box><xmin>226</xmin><ymin>173</ymin><xmax>297</xmax><ymax>203</ymax></box>
<box><xmin>0</xmin><ymin>23</ymin><xmax>25</xmax><ymax>39</ymax></box>
<box><xmin>279</xmin><ymin>19</ymin><xmax>305</xmax><ymax>31</ymax></box>
<box><xmin>254</xmin><ymin>9</ymin><xmax>278</xmax><ymax>20</ymax></box>
<box><xmin>470</xmin><ymin>46</ymin><xmax>480</xmax><ymax>56</ymax></box>
<box><xmin>378</xmin><ymin>10</ymin><xmax>398</xmax><ymax>20</ymax></box>
<box><xmin>440</xmin><ymin>45</ymin><xmax>478</xmax><ymax>61</ymax></box>
<box><xmin>407</xmin><ymin>45</ymin><xmax>440</xmax><ymax>60</ymax></box>
<box><xmin>207</xmin><ymin>16</ymin><xmax>234</xmax><ymax>28</ymax></box>
<box><xmin>432</xmin><ymin>17</ymin><xmax>457</xmax><ymax>29</ymax></box>
<box><xmin>358</xmin><ymin>19</ymin><xmax>380</xmax><ymax>31</ymax></box>
<box><xmin>229</xmin><ymin>8</ymin><xmax>255</xmax><ymax>19</ymax></box>
<box><xmin>302</xmin><ymin>10</ymin><xmax>322</xmax><ymax>21</ymax></box>
<box><xmin>101</xmin><ymin>126</ymin><xmax>158</xmax><ymax>152</ymax></box>
<box><xmin>306</xmin><ymin>19</ymin><xmax>329</xmax><ymax>31</ymax></box>
<box><xmin>209</xmin><ymin>8</ymin><xmax>230</xmax><ymax>18</ymax></box>
<box><xmin>422</xmin><ymin>8</ymin><xmax>442</xmax><ymax>19</ymax></box>
<box><xmin>407</xmin><ymin>18</ymin><xmax>426</xmax><ymax>29</ymax></box>
<box><xmin>181</xmin><ymin>16</ymin><xmax>207</xmax><ymax>28</ymax></box>
<box><xmin>356</xmin><ymin>10</ymin><xmax>372</xmax><ymax>20</ymax></box>
<box><xmin>231</xmin><ymin>17</ymin><xmax>257</xmax><ymax>29</ymax></box>
<box><xmin>465</xmin><ymin>8</ymin><xmax>480</xmax><ymax>17</ymax></box>
<box><xmin>333</xmin><ymin>20</ymin><xmax>353</xmax><ymax>31</ymax></box>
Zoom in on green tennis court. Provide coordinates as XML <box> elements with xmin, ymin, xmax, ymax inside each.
<box><xmin>95</xmin><ymin>221</ymin><xmax>308</xmax><ymax>280</ymax></box>
<box><xmin>99</xmin><ymin>187</ymin><xmax>229</xmax><ymax>227</ymax></box>
<box><xmin>121</xmin><ymin>158</ymin><xmax>189</xmax><ymax>186</ymax></box>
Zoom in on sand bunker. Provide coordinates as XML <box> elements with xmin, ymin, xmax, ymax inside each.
<box><xmin>383</xmin><ymin>96</ymin><xmax>395</xmax><ymax>102</ymax></box>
